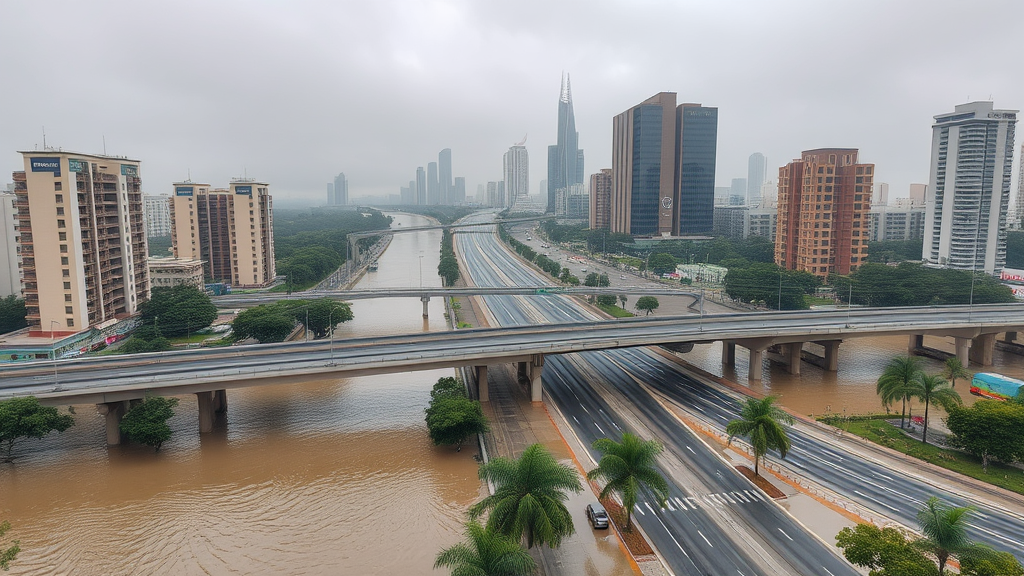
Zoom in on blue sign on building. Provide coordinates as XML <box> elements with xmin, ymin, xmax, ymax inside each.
<box><xmin>175</xmin><ymin>186</ymin><xmax>194</xmax><ymax>197</ymax></box>
<box><xmin>235</xmin><ymin>185</ymin><xmax>253</xmax><ymax>196</ymax></box>
<box><xmin>121</xmin><ymin>164</ymin><xmax>138</xmax><ymax>176</ymax></box>
<box><xmin>30</xmin><ymin>157</ymin><xmax>61</xmax><ymax>175</ymax></box>
<box><xmin>68</xmin><ymin>159</ymin><xmax>86</xmax><ymax>172</ymax></box>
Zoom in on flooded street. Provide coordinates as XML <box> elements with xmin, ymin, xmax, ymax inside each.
<box><xmin>1</xmin><ymin>213</ymin><xmax>483</xmax><ymax>575</ymax></box>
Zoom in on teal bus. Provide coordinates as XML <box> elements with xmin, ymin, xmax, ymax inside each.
<box><xmin>970</xmin><ymin>373</ymin><xmax>1024</xmax><ymax>402</ymax></box>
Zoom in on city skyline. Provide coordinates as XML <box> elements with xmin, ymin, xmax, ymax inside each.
<box><xmin>1</xmin><ymin>1</ymin><xmax>1022</xmax><ymax>205</ymax></box>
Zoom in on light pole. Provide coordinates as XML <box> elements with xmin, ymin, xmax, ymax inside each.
<box><xmin>328</xmin><ymin>306</ymin><xmax>338</xmax><ymax>364</ymax></box>
<box><xmin>419</xmin><ymin>254</ymin><xmax>424</xmax><ymax>288</ymax></box>
<box><xmin>846</xmin><ymin>281</ymin><xmax>853</xmax><ymax>326</ymax></box>
<box><xmin>305</xmin><ymin>308</ymin><xmax>310</xmax><ymax>342</ymax></box>
<box><xmin>50</xmin><ymin>320</ymin><xmax>60</xmax><ymax>390</ymax></box>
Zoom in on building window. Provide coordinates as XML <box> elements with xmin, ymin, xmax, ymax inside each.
<box><xmin>65</xmin><ymin>294</ymin><xmax>72</xmax><ymax>302</ymax></box>
<box><xmin>67</xmin><ymin>318</ymin><xmax>73</xmax><ymax>327</ymax></box>
<box><xmin>61</xmin><ymin>256</ymin><xmax>69</xmax><ymax>265</ymax></box>
<box><xmin>59</xmin><ymin>232</ymin><xmax>67</xmax><ymax>241</ymax></box>
<box><xmin>57</xmin><ymin>219</ymin><xmax>65</xmax><ymax>228</ymax></box>
<box><xmin>63</xmin><ymin>269</ymin><xmax>69</xmax><ymax>277</ymax></box>
<box><xmin>63</xmin><ymin>282</ymin><xmax>70</xmax><ymax>289</ymax></box>
<box><xmin>60</xmin><ymin>244</ymin><xmax>68</xmax><ymax>253</ymax></box>
<box><xmin>54</xmin><ymin>181</ymin><xmax>63</xmax><ymax>191</ymax></box>
<box><xmin>65</xmin><ymin>306</ymin><xmax>74</xmax><ymax>314</ymax></box>
<box><xmin>55</xmin><ymin>194</ymin><xmax>63</xmax><ymax>203</ymax></box>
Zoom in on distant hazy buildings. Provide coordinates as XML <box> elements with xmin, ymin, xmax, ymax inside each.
<box><xmin>868</xmin><ymin>202</ymin><xmax>926</xmax><ymax>242</ymax></box>
<box><xmin>0</xmin><ymin>192</ymin><xmax>21</xmax><ymax>297</ymax></box>
<box><xmin>416</xmin><ymin>167</ymin><xmax>426</xmax><ymax>205</ymax></box>
<box><xmin>713</xmin><ymin>205</ymin><xmax>777</xmax><ymax>240</ymax></box>
<box><xmin>874</xmin><ymin>182</ymin><xmax>889</xmax><ymax>207</ymax></box>
<box><xmin>547</xmin><ymin>74</ymin><xmax>584</xmax><ymax>213</ymax></box>
<box><xmin>730</xmin><ymin>178</ymin><xmax>747</xmax><ymax>206</ymax></box>
<box><xmin>609</xmin><ymin>92</ymin><xmax>718</xmax><ymax>237</ymax></box>
<box><xmin>170</xmin><ymin>179</ymin><xmax>276</xmax><ymax>288</ymax></box>
<box><xmin>13</xmin><ymin>151</ymin><xmax>149</xmax><ymax>336</ymax></box>
<box><xmin>503</xmin><ymin>144</ymin><xmax>529</xmax><ymax>209</ymax></box>
<box><xmin>747</xmin><ymin>153</ymin><xmax>767</xmax><ymax>206</ymax></box>
<box><xmin>923</xmin><ymin>101</ymin><xmax>1017</xmax><ymax>274</ymax></box>
<box><xmin>426</xmin><ymin>162</ymin><xmax>439</xmax><ymax>205</ymax></box>
<box><xmin>909</xmin><ymin>183</ymin><xmax>927</xmax><ymax>204</ymax></box>
<box><xmin>589</xmin><ymin>169</ymin><xmax>612</xmax><ymax>230</ymax></box>
<box><xmin>328</xmin><ymin>173</ymin><xmax>348</xmax><ymax>205</ymax></box>
<box><xmin>439</xmin><ymin>148</ymin><xmax>452</xmax><ymax>205</ymax></box>
<box><xmin>775</xmin><ymin>148</ymin><xmax>873</xmax><ymax>279</ymax></box>
<box><xmin>143</xmin><ymin>193</ymin><xmax>172</xmax><ymax>237</ymax></box>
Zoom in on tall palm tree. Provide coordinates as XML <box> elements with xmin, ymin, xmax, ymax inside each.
<box><xmin>470</xmin><ymin>443</ymin><xmax>583</xmax><ymax>549</ymax></box>
<box><xmin>915</xmin><ymin>496</ymin><xmax>989</xmax><ymax>575</ymax></box>
<box><xmin>942</xmin><ymin>356</ymin><xmax>970</xmax><ymax>389</ymax></box>
<box><xmin>877</xmin><ymin>356</ymin><xmax>924</xmax><ymax>429</ymax></box>
<box><xmin>908</xmin><ymin>374</ymin><xmax>962</xmax><ymax>444</ymax></box>
<box><xmin>587</xmin><ymin>433</ymin><xmax>670</xmax><ymax>530</ymax></box>
<box><xmin>434</xmin><ymin>520</ymin><xmax>535</xmax><ymax>576</ymax></box>
<box><xmin>726</xmin><ymin>395</ymin><xmax>795</xmax><ymax>477</ymax></box>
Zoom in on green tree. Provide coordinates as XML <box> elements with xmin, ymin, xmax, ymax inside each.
<box><xmin>294</xmin><ymin>299</ymin><xmax>353</xmax><ymax>338</ymax></box>
<box><xmin>907</xmin><ymin>374</ymin><xmax>961</xmax><ymax>444</ymax></box>
<box><xmin>232</xmin><ymin>305</ymin><xmax>296</xmax><ymax>343</ymax></box>
<box><xmin>430</xmin><ymin>376</ymin><xmax>466</xmax><ymax>401</ymax></box>
<box><xmin>598</xmin><ymin>273</ymin><xmax>610</xmax><ymax>287</ymax></box>
<box><xmin>835</xmin><ymin>523</ymin><xmax>935</xmax><ymax>576</ymax></box>
<box><xmin>946</xmin><ymin>400</ymin><xmax>1024</xmax><ymax>472</ymax></box>
<box><xmin>634</xmin><ymin>296</ymin><xmax>660</xmax><ymax>316</ymax></box>
<box><xmin>596</xmin><ymin>295</ymin><xmax>618</xmax><ymax>307</ymax></box>
<box><xmin>0</xmin><ymin>520</ymin><xmax>18</xmax><ymax>571</ymax></box>
<box><xmin>942</xmin><ymin>356</ymin><xmax>970</xmax><ymax>389</ymax></box>
<box><xmin>139</xmin><ymin>285</ymin><xmax>218</xmax><ymax>337</ymax></box>
<box><xmin>726</xmin><ymin>395</ymin><xmax>794</xmax><ymax>476</ymax></box>
<box><xmin>619</xmin><ymin>295</ymin><xmax>628</xmax><ymax>309</ymax></box>
<box><xmin>438</xmin><ymin>256</ymin><xmax>461</xmax><ymax>286</ymax></box>
<box><xmin>586</xmin><ymin>433</ymin><xmax>669</xmax><ymax>530</ymax></box>
<box><xmin>119</xmin><ymin>396</ymin><xmax>179</xmax><ymax>451</ymax></box>
<box><xmin>583</xmin><ymin>272</ymin><xmax>601</xmax><ymax>287</ymax></box>
<box><xmin>434</xmin><ymin>520</ymin><xmax>535</xmax><ymax>576</ymax></box>
<box><xmin>915</xmin><ymin>496</ymin><xmax>989</xmax><ymax>575</ymax></box>
<box><xmin>425</xmin><ymin>395</ymin><xmax>489</xmax><ymax>451</ymax></box>
<box><xmin>648</xmin><ymin>253</ymin><xmax>677</xmax><ymax>275</ymax></box>
<box><xmin>876</xmin><ymin>356</ymin><xmax>924</xmax><ymax>429</ymax></box>
<box><xmin>0</xmin><ymin>397</ymin><xmax>75</xmax><ymax>462</ymax></box>
<box><xmin>0</xmin><ymin>295</ymin><xmax>28</xmax><ymax>335</ymax></box>
<box><xmin>960</xmin><ymin>550</ymin><xmax>1024</xmax><ymax>576</ymax></box>
<box><xmin>470</xmin><ymin>443</ymin><xmax>583</xmax><ymax>549</ymax></box>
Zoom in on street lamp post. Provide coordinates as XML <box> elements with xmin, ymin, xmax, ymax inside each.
<box><xmin>328</xmin><ymin>307</ymin><xmax>338</xmax><ymax>363</ymax></box>
<box><xmin>50</xmin><ymin>320</ymin><xmax>60</xmax><ymax>390</ymax></box>
<box><xmin>419</xmin><ymin>254</ymin><xmax>424</xmax><ymax>288</ymax></box>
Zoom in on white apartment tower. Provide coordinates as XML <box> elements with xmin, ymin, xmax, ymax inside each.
<box><xmin>143</xmin><ymin>193</ymin><xmax>172</xmax><ymax>237</ymax></box>
<box><xmin>503</xmin><ymin>144</ymin><xmax>529</xmax><ymax>210</ymax></box>
<box><xmin>923</xmin><ymin>101</ymin><xmax>1017</xmax><ymax>274</ymax></box>
<box><xmin>0</xmin><ymin>193</ymin><xmax>22</xmax><ymax>297</ymax></box>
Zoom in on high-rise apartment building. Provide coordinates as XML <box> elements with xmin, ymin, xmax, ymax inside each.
<box><xmin>143</xmin><ymin>193</ymin><xmax>172</xmax><ymax>237</ymax></box>
<box><xmin>326</xmin><ymin>183</ymin><xmax>335</xmax><ymax>205</ymax></box>
<box><xmin>427</xmin><ymin>162</ymin><xmax>439</xmax><ymax>205</ymax></box>
<box><xmin>730</xmin><ymin>178</ymin><xmax>747</xmax><ymax>206</ymax></box>
<box><xmin>909</xmin><ymin>183</ymin><xmax>927</xmax><ymax>203</ymax></box>
<box><xmin>610</xmin><ymin>93</ymin><xmax>718</xmax><ymax>237</ymax></box>
<box><xmin>547</xmin><ymin>74</ymin><xmax>584</xmax><ymax>212</ymax></box>
<box><xmin>332</xmin><ymin>173</ymin><xmax>348</xmax><ymax>205</ymax></box>
<box><xmin>170</xmin><ymin>180</ymin><xmax>275</xmax><ymax>288</ymax></box>
<box><xmin>589</xmin><ymin>169</ymin><xmax>612</xmax><ymax>230</ymax></box>
<box><xmin>868</xmin><ymin>205</ymin><xmax>926</xmax><ymax>242</ymax></box>
<box><xmin>0</xmin><ymin>192</ymin><xmax>22</xmax><ymax>297</ymax></box>
<box><xmin>13</xmin><ymin>151</ymin><xmax>149</xmax><ymax>336</ymax></box>
<box><xmin>747</xmin><ymin>153</ymin><xmax>767</xmax><ymax>207</ymax></box>
<box><xmin>874</xmin><ymin>182</ymin><xmax>889</xmax><ymax>207</ymax></box>
<box><xmin>775</xmin><ymin>148</ymin><xmax>873</xmax><ymax>279</ymax></box>
<box><xmin>713</xmin><ymin>205</ymin><xmax>777</xmax><ymax>240</ymax></box>
<box><xmin>453</xmin><ymin>177</ymin><xmax>466</xmax><ymax>204</ymax></box>
<box><xmin>1014</xmin><ymin>144</ymin><xmax>1024</xmax><ymax>227</ymax></box>
<box><xmin>416</xmin><ymin>167</ymin><xmax>426</xmax><ymax>205</ymax></box>
<box><xmin>503</xmin><ymin>144</ymin><xmax>529</xmax><ymax>209</ymax></box>
<box><xmin>439</xmin><ymin>149</ymin><xmax>453</xmax><ymax>205</ymax></box>
<box><xmin>923</xmin><ymin>101</ymin><xmax>1017</xmax><ymax>274</ymax></box>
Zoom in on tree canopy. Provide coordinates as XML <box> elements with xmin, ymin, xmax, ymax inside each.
<box><xmin>120</xmin><ymin>396</ymin><xmax>179</xmax><ymax>451</ymax></box>
<box><xmin>434</xmin><ymin>520</ymin><xmax>535</xmax><ymax>576</ymax></box>
<box><xmin>634</xmin><ymin>296</ymin><xmax>660</xmax><ymax>316</ymax></box>
<box><xmin>833</xmin><ymin>262</ymin><xmax>1015</xmax><ymax>307</ymax></box>
<box><xmin>947</xmin><ymin>400</ymin><xmax>1024</xmax><ymax>472</ymax></box>
<box><xmin>295</xmin><ymin>299</ymin><xmax>353</xmax><ymax>339</ymax></box>
<box><xmin>726</xmin><ymin>395</ymin><xmax>794</xmax><ymax>476</ymax></box>
<box><xmin>587</xmin><ymin>433</ymin><xmax>669</xmax><ymax>530</ymax></box>
<box><xmin>139</xmin><ymin>285</ymin><xmax>218</xmax><ymax>337</ymax></box>
<box><xmin>425</xmin><ymin>396</ymin><xmax>489</xmax><ymax>451</ymax></box>
<box><xmin>0</xmin><ymin>295</ymin><xmax>27</xmax><ymax>336</ymax></box>
<box><xmin>232</xmin><ymin>305</ymin><xmax>297</xmax><ymax>343</ymax></box>
<box><xmin>835</xmin><ymin>523</ymin><xmax>935</xmax><ymax>576</ymax></box>
<box><xmin>648</xmin><ymin>253</ymin><xmax>678</xmax><ymax>275</ymax></box>
<box><xmin>0</xmin><ymin>396</ymin><xmax>75</xmax><ymax>462</ymax></box>
<box><xmin>724</xmin><ymin>262</ymin><xmax>820</xmax><ymax>310</ymax></box>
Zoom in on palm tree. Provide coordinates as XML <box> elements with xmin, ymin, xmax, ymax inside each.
<box><xmin>587</xmin><ymin>433</ymin><xmax>670</xmax><ymax>530</ymax></box>
<box><xmin>877</xmin><ymin>356</ymin><xmax>924</xmax><ymax>429</ymax></box>
<box><xmin>916</xmin><ymin>496</ymin><xmax>989</xmax><ymax>575</ymax></box>
<box><xmin>434</xmin><ymin>520</ymin><xmax>535</xmax><ymax>576</ymax></box>
<box><xmin>942</xmin><ymin>356</ymin><xmax>970</xmax><ymax>389</ymax></box>
<box><xmin>726</xmin><ymin>395</ymin><xmax>795</xmax><ymax>477</ymax></box>
<box><xmin>908</xmin><ymin>374</ymin><xmax>962</xmax><ymax>444</ymax></box>
<box><xmin>470</xmin><ymin>443</ymin><xmax>583</xmax><ymax>549</ymax></box>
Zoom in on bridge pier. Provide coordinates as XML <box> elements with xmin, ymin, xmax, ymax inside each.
<box><xmin>969</xmin><ymin>333</ymin><xmax>995</xmax><ymax>366</ymax></box>
<box><xmin>748</xmin><ymin>349</ymin><xmax>765</xmax><ymax>380</ymax></box>
<box><xmin>822</xmin><ymin>340</ymin><xmax>840</xmax><ymax>371</ymax></box>
<box><xmin>785</xmin><ymin>343</ymin><xmax>802</xmax><ymax>375</ymax></box>
<box><xmin>908</xmin><ymin>334</ymin><xmax>924</xmax><ymax>355</ymax></box>
<box><xmin>196</xmin><ymin>391</ymin><xmax>215</xmax><ymax>433</ymax></box>
<box><xmin>213</xmin><ymin>389</ymin><xmax>228</xmax><ymax>414</ymax></box>
<box><xmin>530</xmin><ymin>354</ymin><xmax>545</xmax><ymax>403</ymax></box>
<box><xmin>421</xmin><ymin>296</ymin><xmax>430</xmax><ymax>318</ymax></box>
<box><xmin>96</xmin><ymin>401</ymin><xmax>128</xmax><ymax>445</ymax></box>
<box><xmin>722</xmin><ymin>342</ymin><xmax>736</xmax><ymax>366</ymax></box>
<box><xmin>954</xmin><ymin>337</ymin><xmax>971</xmax><ymax>367</ymax></box>
<box><xmin>475</xmin><ymin>365</ymin><xmax>489</xmax><ymax>402</ymax></box>
<box><xmin>1005</xmin><ymin>331</ymin><xmax>1018</xmax><ymax>344</ymax></box>
<box><xmin>517</xmin><ymin>361</ymin><xmax>528</xmax><ymax>382</ymax></box>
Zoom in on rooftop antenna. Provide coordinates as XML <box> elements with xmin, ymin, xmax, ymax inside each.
<box><xmin>187</xmin><ymin>168</ymin><xmax>191</xmax><ymax>182</ymax></box>
<box><xmin>42</xmin><ymin>126</ymin><xmax>47</xmax><ymax>149</ymax></box>
<box><xmin>515</xmin><ymin>134</ymin><xmax>527</xmax><ymax>146</ymax></box>
<box><xmin>103</xmin><ymin>135</ymin><xmax>107</xmax><ymax>156</ymax></box>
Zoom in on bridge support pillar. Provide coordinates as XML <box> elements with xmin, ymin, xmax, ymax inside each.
<box><xmin>475</xmin><ymin>365</ymin><xmax>489</xmax><ymax>402</ymax></box>
<box><xmin>421</xmin><ymin>296</ymin><xmax>430</xmax><ymax>318</ymax></box>
<box><xmin>970</xmin><ymin>333</ymin><xmax>995</xmax><ymax>366</ymax></box>
<box><xmin>954</xmin><ymin>337</ymin><xmax>971</xmax><ymax>367</ymax></box>
<box><xmin>786</xmin><ymin>343</ymin><xmax>803</xmax><ymax>375</ymax></box>
<box><xmin>517</xmin><ymin>361</ymin><xmax>528</xmax><ymax>381</ymax></box>
<box><xmin>722</xmin><ymin>342</ymin><xmax>736</xmax><ymax>367</ymax></box>
<box><xmin>196</xmin><ymin>391</ymin><xmax>215</xmax><ymax>433</ymax></box>
<box><xmin>96</xmin><ymin>401</ymin><xmax>128</xmax><ymax>445</ymax></box>
<box><xmin>908</xmin><ymin>334</ymin><xmax>924</xmax><ymax>355</ymax></box>
<box><xmin>530</xmin><ymin>355</ymin><xmax>545</xmax><ymax>403</ymax></box>
<box><xmin>748</xmin><ymin>349</ymin><xmax>764</xmax><ymax>381</ymax></box>
<box><xmin>213</xmin><ymin>389</ymin><xmax>228</xmax><ymax>414</ymax></box>
<box><xmin>823</xmin><ymin>341</ymin><xmax>840</xmax><ymax>372</ymax></box>
<box><xmin>1005</xmin><ymin>331</ymin><xmax>1017</xmax><ymax>344</ymax></box>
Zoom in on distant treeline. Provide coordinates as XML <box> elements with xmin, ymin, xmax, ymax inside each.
<box><xmin>274</xmin><ymin>208</ymin><xmax>392</xmax><ymax>289</ymax></box>
<box><xmin>389</xmin><ymin>205</ymin><xmax>477</xmax><ymax>226</ymax></box>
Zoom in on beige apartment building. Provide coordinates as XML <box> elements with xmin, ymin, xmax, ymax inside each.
<box><xmin>13</xmin><ymin>151</ymin><xmax>149</xmax><ymax>337</ymax></box>
<box><xmin>148</xmin><ymin>257</ymin><xmax>204</xmax><ymax>289</ymax></box>
<box><xmin>170</xmin><ymin>180</ymin><xmax>275</xmax><ymax>288</ymax></box>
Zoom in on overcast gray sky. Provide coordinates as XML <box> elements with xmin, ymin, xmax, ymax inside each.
<box><xmin>2</xmin><ymin>0</ymin><xmax>1022</xmax><ymax>206</ymax></box>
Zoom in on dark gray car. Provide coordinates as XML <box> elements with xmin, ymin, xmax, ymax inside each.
<box><xmin>585</xmin><ymin>502</ymin><xmax>609</xmax><ymax>529</ymax></box>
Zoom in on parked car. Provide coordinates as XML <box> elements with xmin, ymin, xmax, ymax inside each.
<box><xmin>586</xmin><ymin>503</ymin><xmax>609</xmax><ymax>529</ymax></box>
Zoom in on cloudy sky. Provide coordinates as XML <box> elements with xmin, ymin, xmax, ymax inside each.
<box><xmin>2</xmin><ymin>0</ymin><xmax>1022</xmax><ymax>206</ymax></box>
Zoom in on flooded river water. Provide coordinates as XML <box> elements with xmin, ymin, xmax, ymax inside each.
<box><xmin>0</xmin><ymin>213</ymin><xmax>483</xmax><ymax>575</ymax></box>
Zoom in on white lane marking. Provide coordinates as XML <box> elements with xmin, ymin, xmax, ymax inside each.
<box><xmin>634</xmin><ymin>504</ymin><xmax>645</xmax><ymax>516</ymax></box>
<box><xmin>745</xmin><ymin>490</ymin><xmax>762</xmax><ymax>501</ymax></box>
<box><xmin>674</xmin><ymin>497</ymin><xmax>686</xmax><ymax>509</ymax></box>
<box><xmin>723</xmin><ymin>493</ymin><xmax>736</xmax><ymax>504</ymax></box>
<box><xmin>686</xmin><ymin>445</ymin><xmax>696</xmax><ymax>454</ymax></box>
<box><xmin>645</xmin><ymin>502</ymin><xmax>656</xmax><ymax>515</ymax></box>
<box><xmin>594</xmin><ymin>423</ymin><xmax>604</xmax><ymax>435</ymax></box>
<box><xmin>853</xmin><ymin>490</ymin><xmax>900</xmax><ymax>512</ymax></box>
<box><xmin>698</xmin><ymin>530</ymin><xmax>713</xmax><ymax>547</ymax></box>
<box><xmin>572</xmin><ymin>416</ymin><xmax>579</xmax><ymax>424</ymax></box>
<box><xmin>649</xmin><ymin>508</ymin><xmax>690</xmax><ymax>559</ymax></box>
<box><xmin>665</xmin><ymin>499</ymin><xmax>675</xmax><ymax>511</ymax></box>
<box><xmin>778</xmin><ymin>528</ymin><xmax>793</xmax><ymax>541</ymax></box>
<box><xmin>823</xmin><ymin>568</ymin><xmax>835</xmax><ymax>576</ymax></box>
<box><xmin>685</xmin><ymin>497</ymin><xmax>699</xmax><ymax>510</ymax></box>
<box><xmin>966</xmin><ymin>522</ymin><xmax>1024</xmax><ymax>548</ymax></box>
<box><xmin>612</xmin><ymin>422</ymin><xmax>622</xmax><ymax>431</ymax></box>
<box><xmin>734</xmin><ymin>491</ymin><xmax>750</xmax><ymax>503</ymax></box>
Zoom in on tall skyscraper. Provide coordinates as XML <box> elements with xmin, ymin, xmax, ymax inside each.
<box><xmin>547</xmin><ymin>74</ymin><xmax>584</xmax><ymax>212</ymax></box>
<box><xmin>438</xmin><ymin>149</ymin><xmax>453</xmax><ymax>205</ymax></box>
<box><xmin>13</xmin><ymin>151</ymin><xmax>149</xmax><ymax>336</ymax></box>
<box><xmin>170</xmin><ymin>179</ymin><xmax>276</xmax><ymax>288</ymax></box>
<box><xmin>416</xmin><ymin>167</ymin><xmax>426</xmax><ymax>205</ymax></box>
<box><xmin>923</xmin><ymin>101</ymin><xmax>1017</xmax><ymax>274</ymax></box>
<box><xmin>775</xmin><ymin>148</ymin><xmax>873</xmax><ymax>279</ymax></box>
<box><xmin>326</xmin><ymin>183</ymin><xmax>335</xmax><ymax>205</ymax></box>
<box><xmin>610</xmin><ymin>93</ymin><xmax>718</xmax><ymax>236</ymax></box>
<box><xmin>730</xmin><ymin>178</ymin><xmax>747</xmax><ymax>206</ymax></box>
<box><xmin>747</xmin><ymin>153</ymin><xmax>767</xmax><ymax>206</ymax></box>
<box><xmin>503</xmin><ymin>144</ymin><xmax>529</xmax><ymax>209</ymax></box>
<box><xmin>874</xmin><ymin>182</ymin><xmax>889</xmax><ymax>207</ymax></box>
<box><xmin>0</xmin><ymin>192</ymin><xmax>22</xmax><ymax>297</ymax></box>
<box><xmin>1015</xmin><ymin>144</ymin><xmax>1024</xmax><ymax>227</ymax></box>
<box><xmin>333</xmin><ymin>173</ymin><xmax>348</xmax><ymax>205</ymax></box>
<box><xmin>427</xmin><ymin>162</ymin><xmax>439</xmax><ymax>205</ymax></box>
<box><xmin>143</xmin><ymin>193</ymin><xmax>172</xmax><ymax>237</ymax></box>
<box><xmin>589</xmin><ymin>169</ymin><xmax>612</xmax><ymax>230</ymax></box>
<box><xmin>453</xmin><ymin>177</ymin><xmax>466</xmax><ymax>204</ymax></box>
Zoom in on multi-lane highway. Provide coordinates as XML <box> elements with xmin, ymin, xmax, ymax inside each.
<box><xmin>456</xmin><ymin>218</ymin><xmax>858</xmax><ymax>576</ymax></box>
<box><xmin>457</xmin><ymin>217</ymin><xmax>1024</xmax><ymax>568</ymax></box>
